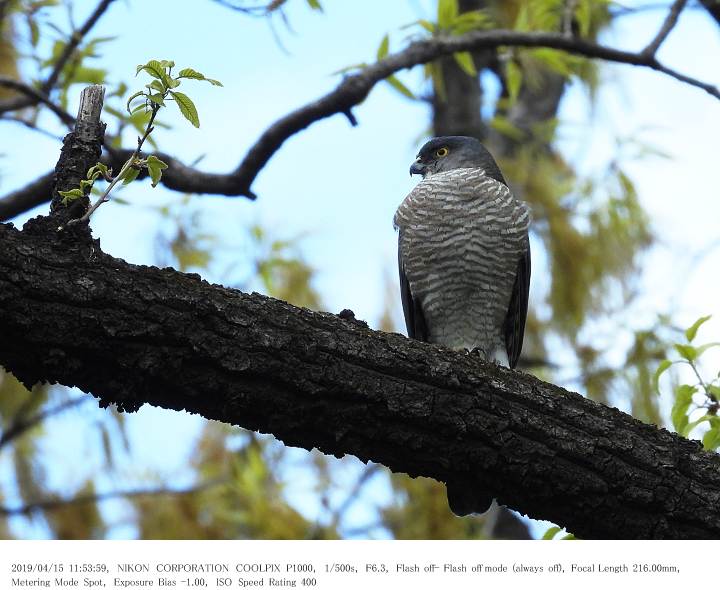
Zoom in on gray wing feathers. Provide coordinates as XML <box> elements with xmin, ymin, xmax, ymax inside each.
<box><xmin>398</xmin><ymin>232</ymin><xmax>428</xmax><ymax>342</ymax></box>
<box><xmin>503</xmin><ymin>245</ymin><xmax>531</xmax><ymax>369</ymax></box>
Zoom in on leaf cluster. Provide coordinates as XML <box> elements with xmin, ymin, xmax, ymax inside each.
<box><xmin>128</xmin><ymin>59</ymin><xmax>222</xmax><ymax>129</ymax></box>
<box><xmin>58</xmin><ymin>162</ymin><xmax>110</xmax><ymax>205</ymax></box>
<box><xmin>655</xmin><ymin>316</ymin><xmax>720</xmax><ymax>450</ymax></box>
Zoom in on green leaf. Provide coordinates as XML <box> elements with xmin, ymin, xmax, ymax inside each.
<box><xmin>696</xmin><ymin>342</ymin><xmax>720</xmax><ymax>358</ymax></box>
<box><xmin>541</xmin><ymin>526</ymin><xmax>561</xmax><ymax>540</ymax></box>
<box><xmin>121</xmin><ymin>167</ymin><xmax>141</xmax><ymax>185</ymax></box>
<box><xmin>671</xmin><ymin>384</ymin><xmax>697</xmax><ymax>435</ymax></box>
<box><xmin>58</xmin><ymin>188</ymin><xmax>84</xmax><ymax>205</ymax></box>
<box><xmin>490</xmin><ymin>116</ymin><xmax>524</xmax><ymax>141</ymax></box>
<box><xmin>506</xmin><ymin>60</ymin><xmax>522</xmax><ymax>104</ymax></box>
<box><xmin>653</xmin><ymin>359</ymin><xmax>673</xmax><ymax>393</ymax></box>
<box><xmin>146</xmin><ymin>155</ymin><xmax>168</xmax><ymax>188</ymax></box>
<box><xmin>514</xmin><ymin>3</ymin><xmax>530</xmax><ymax>31</ymax></box>
<box><xmin>148</xmin><ymin>80</ymin><xmax>165</xmax><ymax>93</ymax></box>
<box><xmin>126</xmin><ymin>90</ymin><xmax>145</xmax><ymax>114</ymax></box>
<box><xmin>702</xmin><ymin>419</ymin><xmax>720</xmax><ymax>451</ymax></box>
<box><xmin>377</xmin><ymin>34</ymin><xmax>389</xmax><ymax>60</ymax></box>
<box><xmin>681</xmin><ymin>414</ymin><xmax>712</xmax><ymax>437</ymax></box>
<box><xmin>170</xmin><ymin>91</ymin><xmax>200</xmax><ymax>127</ymax></box>
<box><xmin>686</xmin><ymin>315</ymin><xmax>712</xmax><ymax>342</ymax></box>
<box><xmin>331</xmin><ymin>62</ymin><xmax>368</xmax><ymax>76</ymax></box>
<box><xmin>453</xmin><ymin>51</ymin><xmax>476</xmax><ymax>77</ymax></box>
<box><xmin>136</xmin><ymin>59</ymin><xmax>177</xmax><ymax>90</ymax></box>
<box><xmin>86</xmin><ymin>162</ymin><xmax>109</xmax><ymax>180</ymax></box>
<box><xmin>449</xmin><ymin>10</ymin><xmax>491</xmax><ymax>35</ymax></box>
<box><xmin>577</xmin><ymin>0</ymin><xmax>592</xmax><ymax>37</ymax></box>
<box><xmin>386</xmin><ymin>75</ymin><xmax>415</xmax><ymax>99</ymax></box>
<box><xmin>306</xmin><ymin>0</ymin><xmax>322</xmax><ymax>11</ymax></box>
<box><xmin>437</xmin><ymin>0</ymin><xmax>458</xmax><ymax>29</ymax></box>
<box><xmin>177</xmin><ymin>68</ymin><xmax>204</xmax><ymax>79</ymax></box>
<box><xmin>147</xmin><ymin>93</ymin><xmax>166</xmax><ymax>107</ymax></box>
<box><xmin>414</xmin><ymin>19</ymin><xmax>436</xmax><ymax>34</ymax></box>
<box><xmin>529</xmin><ymin>48</ymin><xmax>582</xmax><ymax>78</ymax></box>
<box><xmin>674</xmin><ymin>344</ymin><xmax>697</xmax><ymax>362</ymax></box>
<box><xmin>29</xmin><ymin>20</ymin><xmax>40</xmax><ymax>48</ymax></box>
<box><xmin>72</xmin><ymin>66</ymin><xmax>107</xmax><ymax>84</ymax></box>
<box><xmin>136</xmin><ymin>59</ymin><xmax>165</xmax><ymax>80</ymax></box>
<box><xmin>426</xmin><ymin>62</ymin><xmax>445</xmax><ymax>101</ymax></box>
<box><xmin>177</xmin><ymin>68</ymin><xmax>223</xmax><ymax>86</ymax></box>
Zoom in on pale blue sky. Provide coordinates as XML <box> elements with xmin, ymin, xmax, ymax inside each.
<box><xmin>2</xmin><ymin>0</ymin><xmax>719</xmax><ymax>538</ymax></box>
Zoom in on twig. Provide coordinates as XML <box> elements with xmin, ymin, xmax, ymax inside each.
<box><xmin>65</xmin><ymin>105</ymin><xmax>159</xmax><ymax>228</ymax></box>
<box><xmin>0</xmin><ymin>478</ymin><xmax>224</xmax><ymax>517</ymax></box>
<box><xmin>40</xmin><ymin>0</ymin><xmax>116</xmax><ymax>94</ymax></box>
<box><xmin>642</xmin><ymin>0</ymin><xmax>688</xmax><ymax>56</ymax></box>
<box><xmin>0</xmin><ymin>115</ymin><xmax>66</xmax><ymax>141</ymax></box>
<box><xmin>0</xmin><ymin>397</ymin><xmax>90</xmax><ymax>450</ymax></box>
<box><xmin>562</xmin><ymin>0</ymin><xmax>578</xmax><ymax>37</ymax></box>
<box><xmin>211</xmin><ymin>0</ymin><xmax>285</xmax><ymax>15</ymax></box>
<box><xmin>698</xmin><ymin>0</ymin><xmax>720</xmax><ymax>25</ymax></box>
<box><xmin>0</xmin><ymin>0</ymin><xmax>115</xmax><ymax>116</ymax></box>
<box><xmin>331</xmin><ymin>464</ymin><xmax>380</xmax><ymax>527</ymax></box>
<box><xmin>0</xmin><ymin>76</ymin><xmax>75</xmax><ymax>126</ymax></box>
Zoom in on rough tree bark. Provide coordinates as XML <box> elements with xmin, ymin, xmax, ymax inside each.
<box><xmin>49</xmin><ymin>84</ymin><xmax>106</xmax><ymax>226</ymax></box>
<box><xmin>1</xmin><ymin>218</ymin><xmax>720</xmax><ymax>539</ymax></box>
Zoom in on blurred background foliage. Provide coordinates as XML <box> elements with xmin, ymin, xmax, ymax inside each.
<box><xmin>0</xmin><ymin>0</ymin><xmax>717</xmax><ymax>540</ymax></box>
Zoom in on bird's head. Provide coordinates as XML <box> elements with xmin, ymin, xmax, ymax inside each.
<box><xmin>409</xmin><ymin>135</ymin><xmax>506</xmax><ymax>184</ymax></box>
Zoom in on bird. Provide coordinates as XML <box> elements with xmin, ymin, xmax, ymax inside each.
<box><xmin>393</xmin><ymin>135</ymin><xmax>531</xmax><ymax>516</ymax></box>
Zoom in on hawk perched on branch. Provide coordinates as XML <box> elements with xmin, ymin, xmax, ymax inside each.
<box><xmin>394</xmin><ymin>135</ymin><xmax>531</xmax><ymax>515</ymax></box>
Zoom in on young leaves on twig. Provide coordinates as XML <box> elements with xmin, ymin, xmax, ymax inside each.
<box><xmin>128</xmin><ymin>59</ymin><xmax>223</xmax><ymax>128</ymax></box>
<box><xmin>655</xmin><ymin>315</ymin><xmax>720</xmax><ymax>451</ymax></box>
<box><xmin>61</xmin><ymin>59</ymin><xmax>221</xmax><ymax>228</ymax></box>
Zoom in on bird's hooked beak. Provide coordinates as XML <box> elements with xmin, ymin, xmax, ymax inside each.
<box><xmin>409</xmin><ymin>157</ymin><xmax>426</xmax><ymax>177</ymax></box>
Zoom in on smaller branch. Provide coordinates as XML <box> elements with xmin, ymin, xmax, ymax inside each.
<box><xmin>0</xmin><ymin>397</ymin><xmax>90</xmax><ymax>450</ymax></box>
<box><xmin>0</xmin><ymin>0</ymin><xmax>113</xmax><ymax>117</ymax></box>
<box><xmin>0</xmin><ymin>76</ymin><xmax>75</xmax><ymax>126</ymax></box>
<box><xmin>329</xmin><ymin>464</ymin><xmax>381</xmax><ymax>529</ymax></box>
<box><xmin>562</xmin><ymin>0</ymin><xmax>578</xmax><ymax>37</ymax></box>
<box><xmin>0</xmin><ymin>172</ymin><xmax>54</xmax><ymax>221</ymax></box>
<box><xmin>0</xmin><ymin>479</ymin><xmax>224</xmax><ymax>517</ymax></box>
<box><xmin>642</xmin><ymin>0</ymin><xmax>688</xmax><ymax>56</ymax></box>
<box><xmin>0</xmin><ymin>115</ymin><xmax>65</xmax><ymax>141</ymax></box>
<box><xmin>211</xmin><ymin>0</ymin><xmax>285</xmax><ymax>16</ymax></box>
<box><xmin>698</xmin><ymin>0</ymin><xmax>720</xmax><ymax>26</ymax></box>
<box><xmin>40</xmin><ymin>0</ymin><xmax>116</xmax><ymax>94</ymax></box>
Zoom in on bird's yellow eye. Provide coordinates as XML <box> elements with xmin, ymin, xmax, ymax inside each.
<box><xmin>436</xmin><ymin>147</ymin><xmax>449</xmax><ymax>157</ymax></box>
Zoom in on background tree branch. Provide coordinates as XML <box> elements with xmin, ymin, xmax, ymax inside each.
<box><xmin>1</xmin><ymin>17</ymin><xmax>717</xmax><ymax>221</ymax></box>
<box><xmin>0</xmin><ymin>479</ymin><xmax>223</xmax><ymax>517</ymax></box>
<box><xmin>1</xmin><ymin>218</ymin><xmax>719</xmax><ymax>539</ymax></box>
<box><xmin>0</xmin><ymin>0</ymin><xmax>115</xmax><ymax>115</ymax></box>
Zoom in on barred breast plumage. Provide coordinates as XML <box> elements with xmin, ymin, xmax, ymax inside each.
<box><xmin>394</xmin><ymin>167</ymin><xmax>530</xmax><ymax>364</ymax></box>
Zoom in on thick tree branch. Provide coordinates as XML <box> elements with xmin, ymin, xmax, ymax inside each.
<box><xmin>2</xmin><ymin>26</ymin><xmax>718</xmax><ymax>221</ymax></box>
<box><xmin>1</xmin><ymin>219</ymin><xmax>719</xmax><ymax>539</ymax></box>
